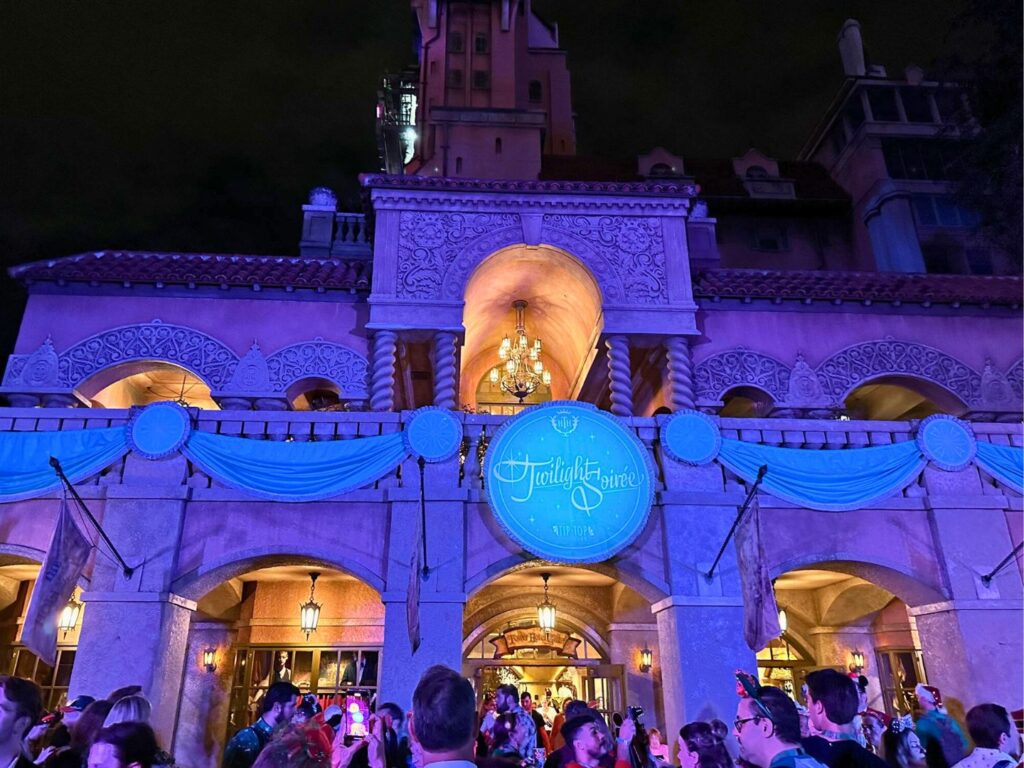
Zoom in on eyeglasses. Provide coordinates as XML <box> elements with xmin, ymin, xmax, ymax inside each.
<box><xmin>734</xmin><ymin>716</ymin><xmax>761</xmax><ymax>731</ymax></box>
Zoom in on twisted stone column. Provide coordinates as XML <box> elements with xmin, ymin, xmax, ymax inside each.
<box><xmin>605</xmin><ymin>335</ymin><xmax>633</xmax><ymax>417</ymax></box>
<box><xmin>370</xmin><ymin>330</ymin><xmax>398</xmax><ymax>412</ymax></box>
<box><xmin>665</xmin><ymin>335</ymin><xmax>695</xmax><ymax>411</ymax></box>
<box><xmin>432</xmin><ymin>331</ymin><xmax>458</xmax><ymax>410</ymax></box>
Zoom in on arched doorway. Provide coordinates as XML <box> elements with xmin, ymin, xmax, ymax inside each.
<box><xmin>82</xmin><ymin>361</ymin><xmax>218</xmax><ymax>409</ymax></box>
<box><xmin>461</xmin><ymin>245</ymin><xmax>603</xmax><ymax>413</ymax></box>
<box><xmin>843</xmin><ymin>376</ymin><xmax>966</xmax><ymax>420</ymax></box>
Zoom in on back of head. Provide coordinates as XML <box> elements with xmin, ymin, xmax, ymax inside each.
<box><xmin>107</xmin><ymin>686</ymin><xmax>143</xmax><ymax>703</ymax></box>
<box><xmin>561</xmin><ymin>715</ymin><xmax>596</xmax><ymax>751</ymax></box>
<box><xmin>966</xmin><ymin>704</ymin><xmax>1011</xmax><ymax>749</ymax></box>
<box><xmin>0</xmin><ymin>675</ymin><xmax>43</xmax><ymax>739</ymax></box>
<box><xmin>805</xmin><ymin>670</ymin><xmax>859</xmax><ymax>725</ymax></box>
<box><xmin>72</xmin><ymin>700</ymin><xmax>115</xmax><ymax>752</ymax></box>
<box><xmin>412</xmin><ymin>665</ymin><xmax>476</xmax><ymax>753</ymax></box>
<box><xmin>563</xmin><ymin>700</ymin><xmax>590</xmax><ymax>720</ymax></box>
<box><xmin>758</xmin><ymin>687</ymin><xmax>802</xmax><ymax>745</ymax></box>
<box><xmin>94</xmin><ymin>722</ymin><xmax>160</xmax><ymax>768</ymax></box>
<box><xmin>262</xmin><ymin>681</ymin><xmax>300</xmax><ymax>714</ymax></box>
<box><xmin>680</xmin><ymin>721</ymin><xmax>734</xmax><ymax>768</ymax></box>
<box><xmin>104</xmin><ymin>695</ymin><xmax>153</xmax><ymax>727</ymax></box>
<box><xmin>378</xmin><ymin>702</ymin><xmax>404</xmax><ymax>725</ymax></box>
<box><xmin>253</xmin><ymin>722</ymin><xmax>331</xmax><ymax>768</ymax></box>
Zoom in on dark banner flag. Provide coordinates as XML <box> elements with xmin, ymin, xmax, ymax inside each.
<box><xmin>734</xmin><ymin>494</ymin><xmax>781</xmax><ymax>652</ymax></box>
<box><xmin>22</xmin><ymin>493</ymin><xmax>92</xmax><ymax>665</ymax></box>
<box><xmin>407</xmin><ymin>521</ymin><xmax>422</xmax><ymax>654</ymax></box>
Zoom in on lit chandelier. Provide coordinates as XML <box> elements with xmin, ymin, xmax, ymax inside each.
<box><xmin>489</xmin><ymin>300</ymin><xmax>551</xmax><ymax>403</ymax></box>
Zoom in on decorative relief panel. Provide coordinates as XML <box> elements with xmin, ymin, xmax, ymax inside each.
<box><xmin>265</xmin><ymin>339</ymin><xmax>369</xmax><ymax>398</ymax></box>
<box><xmin>695</xmin><ymin>348</ymin><xmax>791</xmax><ymax>402</ymax></box>
<box><xmin>1007</xmin><ymin>359</ymin><xmax>1023</xmax><ymax>402</ymax></box>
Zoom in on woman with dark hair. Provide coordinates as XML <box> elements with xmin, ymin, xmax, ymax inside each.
<box><xmin>677</xmin><ymin>722</ymin><xmax>733</xmax><ymax>768</ymax></box>
<box><xmin>489</xmin><ymin>711</ymin><xmax>539</xmax><ymax>767</ymax></box>
<box><xmin>884</xmin><ymin>717</ymin><xmax>927</xmax><ymax>768</ymax></box>
<box><xmin>87</xmin><ymin>722</ymin><xmax>159</xmax><ymax>768</ymax></box>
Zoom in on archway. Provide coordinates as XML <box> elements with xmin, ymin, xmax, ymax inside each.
<box><xmin>83</xmin><ymin>361</ymin><xmax>218</xmax><ymax>409</ymax></box>
<box><xmin>720</xmin><ymin>385</ymin><xmax>775</xmax><ymax>417</ymax></box>
<box><xmin>461</xmin><ymin>245</ymin><xmax>603</xmax><ymax>412</ymax></box>
<box><xmin>843</xmin><ymin>376</ymin><xmax>966</xmax><ymax>420</ymax></box>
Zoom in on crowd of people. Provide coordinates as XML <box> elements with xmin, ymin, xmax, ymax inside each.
<box><xmin>0</xmin><ymin>667</ymin><xmax>1018</xmax><ymax>768</ymax></box>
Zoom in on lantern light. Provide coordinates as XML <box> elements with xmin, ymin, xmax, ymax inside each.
<box><xmin>777</xmin><ymin>608</ymin><xmax>788</xmax><ymax>634</ymax></box>
<box><xmin>537</xmin><ymin>573</ymin><xmax>556</xmax><ymax>633</ymax></box>
<box><xmin>300</xmin><ymin>572</ymin><xmax>322</xmax><ymax>639</ymax></box>
<box><xmin>851</xmin><ymin>649</ymin><xmax>865</xmax><ymax>672</ymax></box>
<box><xmin>57</xmin><ymin>596</ymin><xmax>81</xmax><ymax>638</ymax></box>
<box><xmin>640</xmin><ymin>645</ymin><xmax>653</xmax><ymax>673</ymax></box>
<box><xmin>203</xmin><ymin>647</ymin><xmax>217</xmax><ymax>672</ymax></box>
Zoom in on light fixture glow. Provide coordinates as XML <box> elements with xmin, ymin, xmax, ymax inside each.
<box><xmin>777</xmin><ymin>608</ymin><xmax>788</xmax><ymax>634</ymax></box>
<box><xmin>851</xmin><ymin>649</ymin><xmax>865</xmax><ymax>672</ymax></box>
<box><xmin>640</xmin><ymin>645</ymin><xmax>653</xmax><ymax>673</ymax></box>
<box><xmin>300</xmin><ymin>572</ymin><xmax>322</xmax><ymax>640</ymax></box>
<box><xmin>203</xmin><ymin>647</ymin><xmax>217</xmax><ymax>672</ymax></box>
<box><xmin>537</xmin><ymin>572</ymin><xmax>556</xmax><ymax>633</ymax></box>
<box><xmin>57</xmin><ymin>596</ymin><xmax>81</xmax><ymax>637</ymax></box>
<box><xmin>494</xmin><ymin>300</ymin><xmax>550</xmax><ymax>403</ymax></box>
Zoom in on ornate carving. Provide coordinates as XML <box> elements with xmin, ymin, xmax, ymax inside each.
<box><xmin>543</xmin><ymin>215</ymin><xmax>667</xmax><ymax>304</ymax></box>
<box><xmin>2</xmin><ymin>338</ymin><xmax>59</xmax><ymax>387</ymax></box>
<box><xmin>606</xmin><ymin>335</ymin><xmax>633</xmax><ymax>417</ymax></box>
<box><xmin>265</xmin><ymin>339</ymin><xmax>369</xmax><ymax>398</ymax></box>
<box><xmin>785</xmin><ymin>353</ymin><xmax>829</xmax><ymax>407</ymax></box>
<box><xmin>1009</xmin><ymin>359</ymin><xmax>1023</xmax><ymax>402</ymax></box>
<box><xmin>396</xmin><ymin>212</ymin><xmax>519</xmax><ymax>298</ymax></box>
<box><xmin>980</xmin><ymin>360</ymin><xmax>1014</xmax><ymax>408</ymax></box>
<box><xmin>223</xmin><ymin>341</ymin><xmax>271</xmax><ymax>393</ymax></box>
<box><xmin>815</xmin><ymin>340</ymin><xmax>981</xmax><ymax>406</ymax></box>
<box><xmin>665</xmin><ymin>336</ymin><xmax>695</xmax><ymax>411</ymax></box>
<box><xmin>362</xmin><ymin>173</ymin><xmax>699</xmax><ymax>197</ymax></box>
<box><xmin>57</xmin><ymin>321</ymin><xmax>238</xmax><ymax>389</ymax></box>
<box><xmin>694</xmin><ymin>348</ymin><xmax>791</xmax><ymax>402</ymax></box>
<box><xmin>370</xmin><ymin>330</ymin><xmax>398</xmax><ymax>411</ymax></box>
<box><xmin>432</xmin><ymin>332</ymin><xmax>458</xmax><ymax>410</ymax></box>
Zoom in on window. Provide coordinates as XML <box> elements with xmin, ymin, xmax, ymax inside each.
<box><xmin>474</xmin><ymin>33</ymin><xmax>488</xmax><ymax>53</ymax></box>
<box><xmin>472</xmin><ymin>70</ymin><xmax>490</xmax><ymax>89</ymax></box>
<box><xmin>900</xmin><ymin>88</ymin><xmax>934</xmax><ymax>122</ymax></box>
<box><xmin>447</xmin><ymin>69</ymin><xmax>463</xmax><ymax>88</ymax></box>
<box><xmin>455</xmin><ymin>157</ymin><xmax>463</xmax><ymax>173</ymax></box>
<box><xmin>3</xmin><ymin>647</ymin><xmax>77</xmax><ymax>710</ymax></box>
<box><xmin>882</xmin><ymin>139</ymin><xmax>964</xmax><ymax>181</ymax></box>
<box><xmin>495</xmin><ymin>137</ymin><xmax>502</xmax><ymax>154</ymax></box>
<box><xmin>746</xmin><ymin>165</ymin><xmax>770</xmax><ymax>179</ymax></box>
<box><xmin>867</xmin><ymin>88</ymin><xmax>900</xmax><ymax>121</ymax></box>
<box><xmin>528</xmin><ymin>80</ymin><xmax>543</xmax><ymax>103</ymax></box>
<box><xmin>649</xmin><ymin>163</ymin><xmax>674</xmax><ymax>177</ymax></box>
<box><xmin>752</xmin><ymin>225</ymin><xmax>788</xmax><ymax>252</ymax></box>
<box><xmin>843</xmin><ymin>95</ymin><xmax>865</xmax><ymax>132</ymax></box>
<box><xmin>876</xmin><ymin>649</ymin><xmax>927</xmax><ymax>716</ymax></box>
<box><xmin>911</xmin><ymin>194</ymin><xmax>981</xmax><ymax>228</ymax></box>
<box><xmin>449</xmin><ymin>31</ymin><xmax>464</xmax><ymax>53</ymax></box>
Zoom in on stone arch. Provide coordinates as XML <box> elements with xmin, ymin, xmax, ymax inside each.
<box><xmin>694</xmin><ymin>348</ymin><xmax>791</xmax><ymax>402</ymax></box>
<box><xmin>265</xmin><ymin>340</ymin><xmax>369</xmax><ymax>399</ymax></box>
<box><xmin>0</xmin><ymin>545</ymin><xmax>45</xmax><ymax>566</ymax></box>
<box><xmin>58</xmin><ymin>321</ymin><xmax>239</xmax><ymax>392</ymax></box>
<box><xmin>462</xmin><ymin>606</ymin><xmax>611</xmax><ymax>661</ymax></box>
<box><xmin>768</xmin><ymin>554</ymin><xmax>946</xmax><ymax>609</ymax></box>
<box><xmin>172</xmin><ymin>546</ymin><xmax>386</xmax><ymax>603</ymax></box>
<box><xmin>815</xmin><ymin>340</ymin><xmax>981</xmax><ymax>407</ymax></box>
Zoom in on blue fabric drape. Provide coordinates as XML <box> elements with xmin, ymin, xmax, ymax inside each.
<box><xmin>0</xmin><ymin>427</ymin><xmax>129</xmax><ymax>502</ymax></box>
<box><xmin>718</xmin><ymin>438</ymin><xmax>927</xmax><ymax>512</ymax></box>
<box><xmin>182</xmin><ymin>430</ymin><xmax>409</xmax><ymax>501</ymax></box>
<box><xmin>975</xmin><ymin>442</ymin><xmax>1024</xmax><ymax>493</ymax></box>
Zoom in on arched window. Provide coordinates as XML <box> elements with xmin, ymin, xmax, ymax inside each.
<box><xmin>719</xmin><ymin>386</ymin><xmax>774</xmax><ymax>417</ymax></box>
<box><xmin>475</xmin><ymin>33</ymin><xmax>489</xmax><ymax>53</ymax></box>
<box><xmin>843</xmin><ymin>377</ymin><xmax>963</xmax><ymax>420</ymax></box>
<box><xmin>746</xmin><ymin>165</ymin><xmax>770</xmax><ymax>178</ymax></box>
<box><xmin>87</xmin><ymin>362</ymin><xmax>218</xmax><ymax>409</ymax></box>
<box><xmin>528</xmin><ymin>80</ymin><xmax>543</xmax><ymax>103</ymax></box>
<box><xmin>649</xmin><ymin>162</ymin><xmax>674</xmax><ymax>177</ymax></box>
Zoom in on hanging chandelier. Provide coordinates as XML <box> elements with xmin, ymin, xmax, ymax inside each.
<box><xmin>299</xmin><ymin>572</ymin><xmax>322</xmax><ymax>640</ymax></box>
<box><xmin>537</xmin><ymin>572</ymin><xmax>556</xmax><ymax>633</ymax></box>
<box><xmin>489</xmin><ymin>300</ymin><xmax>551</xmax><ymax>403</ymax></box>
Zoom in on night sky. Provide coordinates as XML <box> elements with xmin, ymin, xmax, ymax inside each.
<box><xmin>0</xmin><ymin>0</ymin><xmax>1000</xmax><ymax>357</ymax></box>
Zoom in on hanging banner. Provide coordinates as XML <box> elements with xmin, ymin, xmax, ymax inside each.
<box><xmin>484</xmin><ymin>401</ymin><xmax>654</xmax><ymax>563</ymax></box>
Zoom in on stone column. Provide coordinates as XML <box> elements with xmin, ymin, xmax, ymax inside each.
<box><xmin>174</xmin><ymin>621</ymin><xmax>237</xmax><ymax>768</ymax></box>
<box><xmin>665</xmin><ymin>336</ymin><xmax>695</xmax><ymax>411</ymax></box>
<box><xmin>371</xmin><ymin>330</ymin><xmax>398</xmax><ymax>412</ymax></box>
<box><xmin>606</xmin><ymin>335</ymin><xmax>633</xmax><ymax>418</ymax></box>
<box><xmin>863</xmin><ymin>183</ymin><xmax>926</xmax><ymax>273</ymax></box>
<box><xmin>432</xmin><ymin>331</ymin><xmax>458</xmax><ymax>410</ymax></box>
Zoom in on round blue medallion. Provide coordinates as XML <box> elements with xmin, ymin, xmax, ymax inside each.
<box><xmin>916</xmin><ymin>414</ymin><xmax>976</xmax><ymax>472</ymax></box>
<box><xmin>404</xmin><ymin>407</ymin><xmax>463</xmax><ymax>463</ymax></box>
<box><xmin>127</xmin><ymin>402</ymin><xmax>192</xmax><ymax>460</ymax></box>
<box><xmin>484</xmin><ymin>401</ymin><xmax>654</xmax><ymax>563</ymax></box>
<box><xmin>660</xmin><ymin>409</ymin><xmax>721</xmax><ymax>466</ymax></box>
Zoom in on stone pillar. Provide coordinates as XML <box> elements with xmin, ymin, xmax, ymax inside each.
<box><xmin>665</xmin><ymin>336</ymin><xmax>695</xmax><ymax>411</ymax></box>
<box><xmin>863</xmin><ymin>183</ymin><xmax>926</xmax><ymax>273</ymax></box>
<box><xmin>432</xmin><ymin>331</ymin><xmax>458</xmax><ymax>410</ymax></box>
<box><xmin>653</xmin><ymin>597</ymin><xmax>755</xmax><ymax>734</ymax></box>
<box><xmin>606</xmin><ymin>335</ymin><xmax>633</xmax><ymax>418</ymax></box>
<box><xmin>371</xmin><ymin>330</ymin><xmax>399</xmax><ymax>412</ymax></box>
<box><xmin>68</xmin><ymin>453</ymin><xmax>193</xmax><ymax>748</ymax></box>
<box><xmin>174</xmin><ymin>621</ymin><xmax>236</xmax><ymax>768</ymax></box>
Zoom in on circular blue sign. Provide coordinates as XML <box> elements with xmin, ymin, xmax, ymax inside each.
<box><xmin>127</xmin><ymin>401</ymin><xmax>191</xmax><ymax>460</ymax></box>
<box><xmin>484</xmin><ymin>401</ymin><xmax>654</xmax><ymax>563</ymax></box>
<box><xmin>404</xmin><ymin>406</ymin><xmax>463</xmax><ymax>463</ymax></box>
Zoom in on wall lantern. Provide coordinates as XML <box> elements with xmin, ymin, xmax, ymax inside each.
<box><xmin>777</xmin><ymin>608</ymin><xmax>788</xmax><ymax>634</ymax></box>
<box><xmin>300</xmin><ymin>572</ymin><xmax>322</xmax><ymax>640</ymax></box>
<box><xmin>639</xmin><ymin>645</ymin><xmax>653</xmax><ymax>673</ymax></box>
<box><xmin>850</xmin><ymin>649</ymin><xmax>865</xmax><ymax>673</ymax></box>
<box><xmin>203</xmin><ymin>647</ymin><xmax>217</xmax><ymax>673</ymax></box>
<box><xmin>57</xmin><ymin>596</ymin><xmax>82</xmax><ymax>638</ymax></box>
<box><xmin>537</xmin><ymin>573</ymin><xmax>556</xmax><ymax>633</ymax></box>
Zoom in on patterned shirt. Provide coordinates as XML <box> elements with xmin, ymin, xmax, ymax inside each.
<box><xmin>952</xmin><ymin>748</ymin><xmax>1017</xmax><ymax>768</ymax></box>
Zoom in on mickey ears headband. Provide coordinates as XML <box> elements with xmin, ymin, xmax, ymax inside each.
<box><xmin>735</xmin><ymin>670</ymin><xmax>775</xmax><ymax>723</ymax></box>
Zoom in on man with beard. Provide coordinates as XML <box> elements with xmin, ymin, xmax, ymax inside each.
<box><xmin>733</xmin><ymin>686</ymin><xmax>828</xmax><ymax>768</ymax></box>
<box><xmin>223</xmin><ymin>681</ymin><xmax>300</xmax><ymax>768</ymax></box>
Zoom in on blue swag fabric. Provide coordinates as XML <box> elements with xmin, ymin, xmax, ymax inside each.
<box><xmin>0</xmin><ymin>427</ymin><xmax>129</xmax><ymax>502</ymax></box>
<box><xmin>718</xmin><ymin>438</ymin><xmax>927</xmax><ymax>512</ymax></box>
<box><xmin>182</xmin><ymin>429</ymin><xmax>409</xmax><ymax>501</ymax></box>
<box><xmin>975</xmin><ymin>442</ymin><xmax>1024</xmax><ymax>493</ymax></box>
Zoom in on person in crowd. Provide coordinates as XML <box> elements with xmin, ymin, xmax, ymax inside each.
<box><xmin>323</xmin><ymin>706</ymin><xmax>343</xmax><ymax>736</ymax></box>
<box><xmin>249</xmin><ymin>721</ymin><xmax>332</xmax><ymax>768</ymax></box>
<box><xmin>479</xmin><ymin>695</ymin><xmax>498</xmax><ymax>757</ymax></box>
<box><xmin>801</xmin><ymin>670</ymin><xmax>887</xmax><ymax>768</ymax></box>
<box><xmin>883</xmin><ymin>718</ymin><xmax>926</xmax><ymax>768</ymax></box>
<box><xmin>645</xmin><ymin>729</ymin><xmax>669</xmax><ymax>764</ymax></box>
<box><xmin>913</xmin><ymin>686</ymin><xmax>968</xmax><ymax>768</ymax></box>
<box><xmin>521</xmin><ymin>693</ymin><xmax>551</xmax><ymax>753</ymax></box>
<box><xmin>560</xmin><ymin>713</ymin><xmax>636</xmax><ymax>768</ymax></box>
<box><xmin>0</xmin><ymin>675</ymin><xmax>42</xmax><ymax>768</ymax></box>
<box><xmin>487</xmin><ymin>711</ymin><xmax>540</xmax><ymax>767</ymax></box>
<box><xmin>223</xmin><ymin>681</ymin><xmax>300</xmax><ymax>768</ymax></box>
<box><xmin>87</xmin><ymin>723</ymin><xmax>159</xmax><ymax>768</ymax></box>
<box><xmin>105</xmin><ymin>689</ymin><xmax>142</xmax><ymax>706</ymax></box>
<box><xmin>291</xmin><ymin>696</ymin><xmax>322</xmax><ymax>726</ymax></box>
<box><xmin>405</xmin><ymin>665</ymin><xmax>477</xmax><ymax>768</ymax></box>
<box><xmin>678</xmin><ymin>722</ymin><xmax>733</xmax><ymax>768</ymax></box>
<box><xmin>952</xmin><ymin>704</ymin><xmax>1018</xmax><ymax>768</ymax></box>
<box><xmin>541</xmin><ymin>700</ymin><xmax>559</xmax><ymax>733</ymax></box>
<box><xmin>68</xmin><ymin>701</ymin><xmax>115</xmax><ymax>768</ymax></box>
<box><xmin>550</xmin><ymin>702</ymin><xmax>574</xmax><ymax>752</ymax></box>
<box><xmin>376</xmin><ymin>702</ymin><xmax>411</xmax><ymax>768</ymax></box>
<box><xmin>497</xmin><ymin>687</ymin><xmax>520</xmax><ymax>717</ymax></box>
<box><xmin>544</xmin><ymin>707</ymin><xmax>599</xmax><ymax>768</ymax></box>
<box><xmin>860</xmin><ymin>712</ymin><xmax>890</xmax><ymax>757</ymax></box>
<box><xmin>733</xmin><ymin>684</ymin><xmax>828</xmax><ymax>768</ymax></box>
<box><xmin>103</xmin><ymin>697</ymin><xmax>152</xmax><ymax>728</ymax></box>
<box><xmin>61</xmin><ymin>699</ymin><xmax>95</xmax><ymax>731</ymax></box>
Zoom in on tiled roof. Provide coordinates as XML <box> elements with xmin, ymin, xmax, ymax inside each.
<box><xmin>693</xmin><ymin>268</ymin><xmax>1022</xmax><ymax>307</ymax></box>
<box><xmin>9</xmin><ymin>251</ymin><xmax>372</xmax><ymax>292</ymax></box>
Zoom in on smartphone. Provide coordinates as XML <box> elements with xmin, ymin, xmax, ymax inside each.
<box><xmin>345</xmin><ymin>694</ymin><xmax>370</xmax><ymax>738</ymax></box>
